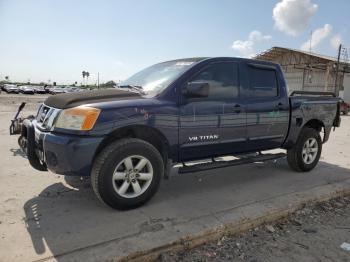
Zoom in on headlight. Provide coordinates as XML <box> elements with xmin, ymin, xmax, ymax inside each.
<box><xmin>55</xmin><ymin>106</ymin><xmax>101</xmax><ymax>131</ymax></box>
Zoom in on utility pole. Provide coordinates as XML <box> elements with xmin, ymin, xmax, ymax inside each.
<box><xmin>97</xmin><ymin>72</ymin><xmax>100</xmax><ymax>89</ymax></box>
<box><xmin>335</xmin><ymin>44</ymin><xmax>342</xmax><ymax>96</ymax></box>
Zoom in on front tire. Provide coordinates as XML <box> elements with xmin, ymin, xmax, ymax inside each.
<box><xmin>287</xmin><ymin>127</ymin><xmax>322</xmax><ymax>172</ymax></box>
<box><xmin>91</xmin><ymin>138</ymin><xmax>164</xmax><ymax>210</ymax></box>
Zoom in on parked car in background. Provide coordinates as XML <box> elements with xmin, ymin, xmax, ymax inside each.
<box><xmin>340</xmin><ymin>100</ymin><xmax>350</xmax><ymax>115</ymax></box>
<box><xmin>19</xmin><ymin>85</ymin><xmax>35</xmax><ymax>94</ymax></box>
<box><xmin>64</xmin><ymin>86</ymin><xmax>82</xmax><ymax>93</ymax></box>
<box><xmin>63</xmin><ymin>86</ymin><xmax>74</xmax><ymax>93</ymax></box>
<box><xmin>44</xmin><ymin>85</ymin><xmax>53</xmax><ymax>93</ymax></box>
<box><xmin>33</xmin><ymin>86</ymin><xmax>46</xmax><ymax>94</ymax></box>
<box><xmin>3</xmin><ymin>84</ymin><xmax>19</xmax><ymax>93</ymax></box>
<box><xmin>49</xmin><ymin>86</ymin><xmax>66</xmax><ymax>95</ymax></box>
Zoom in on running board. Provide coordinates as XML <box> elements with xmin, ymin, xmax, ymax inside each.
<box><xmin>178</xmin><ymin>153</ymin><xmax>286</xmax><ymax>174</ymax></box>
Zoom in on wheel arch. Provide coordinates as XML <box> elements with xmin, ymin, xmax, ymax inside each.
<box><xmin>302</xmin><ymin>118</ymin><xmax>331</xmax><ymax>143</ymax></box>
<box><xmin>94</xmin><ymin>125</ymin><xmax>170</xmax><ymax>162</ymax></box>
<box><xmin>303</xmin><ymin>119</ymin><xmax>324</xmax><ymax>133</ymax></box>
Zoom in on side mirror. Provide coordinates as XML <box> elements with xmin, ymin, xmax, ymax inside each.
<box><xmin>183</xmin><ymin>81</ymin><xmax>209</xmax><ymax>98</ymax></box>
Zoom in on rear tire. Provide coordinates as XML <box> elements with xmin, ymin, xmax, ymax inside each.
<box><xmin>287</xmin><ymin>127</ymin><xmax>322</xmax><ymax>172</ymax></box>
<box><xmin>91</xmin><ymin>138</ymin><xmax>164</xmax><ymax>210</ymax></box>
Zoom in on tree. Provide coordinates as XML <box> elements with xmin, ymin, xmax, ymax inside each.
<box><xmin>82</xmin><ymin>71</ymin><xmax>90</xmax><ymax>86</ymax></box>
<box><xmin>105</xmin><ymin>80</ymin><xmax>116</xmax><ymax>86</ymax></box>
<box><xmin>86</xmin><ymin>72</ymin><xmax>90</xmax><ymax>86</ymax></box>
<box><xmin>99</xmin><ymin>80</ymin><xmax>116</xmax><ymax>88</ymax></box>
<box><xmin>82</xmin><ymin>71</ymin><xmax>86</xmax><ymax>86</ymax></box>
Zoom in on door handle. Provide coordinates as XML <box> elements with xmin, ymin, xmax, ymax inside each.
<box><xmin>275</xmin><ymin>103</ymin><xmax>283</xmax><ymax>110</ymax></box>
<box><xmin>234</xmin><ymin>104</ymin><xmax>241</xmax><ymax>113</ymax></box>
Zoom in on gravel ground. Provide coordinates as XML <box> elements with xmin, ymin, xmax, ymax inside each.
<box><xmin>160</xmin><ymin>196</ymin><xmax>350</xmax><ymax>262</ymax></box>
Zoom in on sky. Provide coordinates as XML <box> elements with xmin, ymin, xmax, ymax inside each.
<box><xmin>0</xmin><ymin>0</ymin><xmax>349</xmax><ymax>85</ymax></box>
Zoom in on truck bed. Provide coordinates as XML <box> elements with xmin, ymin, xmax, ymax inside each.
<box><xmin>283</xmin><ymin>92</ymin><xmax>341</xmax><ymax>148</ymax></box>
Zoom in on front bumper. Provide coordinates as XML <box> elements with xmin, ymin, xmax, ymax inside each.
<box><xmin>19</xmin><ymin>119</ymin><xmax>104</xmax><ymax>176</ymax></box>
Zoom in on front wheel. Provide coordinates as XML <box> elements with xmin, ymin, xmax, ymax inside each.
<box><xmin>287</xmin><ymin>127</ymin><xmax>322</xmax><ymax>172</ymax></box>
<box><xmin>91</xmin><ymin>138</ymin><xmax>164</xmax><ymax>210</ymax></box>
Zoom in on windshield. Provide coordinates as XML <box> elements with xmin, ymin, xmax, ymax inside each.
<box><xmin>119</xmin><ymin>60</ymin><xmax>197</xmax><ymax>96</ymax></box>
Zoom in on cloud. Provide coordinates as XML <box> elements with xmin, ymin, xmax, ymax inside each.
<box><xmin>300</xmin><ymin>24</ymin><xmax>332</xmax><ymax>51</ymax></box>
<box><xmin>249</xmin><ymin>30</ymin><xmax>272</xmax><ymax>42</ymax></box>
<box><xmin>273</xmin><ymin>0</ymin><xmax>318</xmax><ymax>36</ymax></box>
<box><xmin>330</xmin><ymin>34</ymin><xmax>342</xmax><ymax>50</ymax></box>
<box><xmin>231</xmin><ymin>40</ymin><xmax>254</xmax><ymax>57</ymax></box>
<box><xmin>231</xmin><ymin>30</ymin><xmax>271</xmax><ymax>57</ymax></box>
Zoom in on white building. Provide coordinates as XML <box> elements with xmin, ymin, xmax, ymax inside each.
<box><xmin>255</xmin><ymin>47</ymin><xmax>350</xmax><ymax>101</ymax></box>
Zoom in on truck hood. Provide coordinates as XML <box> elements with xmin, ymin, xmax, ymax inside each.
<box><xmin>44</xmin><ymin>88</ymin><xmax>142</xmax><ymax>109</ymax></box>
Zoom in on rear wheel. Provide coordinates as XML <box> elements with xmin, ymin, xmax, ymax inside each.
<box><xmin>91</xmin><ymin>138</ymin><xmax>164</xmax><ymax>210</ymax></box>
<box><xmin>287</xmin><ymin>127</ymin><xmax>322</xmax><ymax>172</ymax></box>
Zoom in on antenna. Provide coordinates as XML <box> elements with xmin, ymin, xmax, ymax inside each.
<box><xmin>334</xmin><ymin>44</ymin><xmax>342</xmax><ymax>96</ymax></box>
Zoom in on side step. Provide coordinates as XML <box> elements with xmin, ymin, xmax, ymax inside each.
<box><xmin>178</xmin><ymin>153</ymin><xmax>286</xmax><ymax>174</ymax></box>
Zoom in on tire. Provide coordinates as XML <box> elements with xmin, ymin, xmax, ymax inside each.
<box><xmin>91</xmin><ymin>138</ymin><xmax>164</xmax><ymax>210</ymax></box>
<box><xmin>287</xmin><ymin>127</ymin><xmax>322</xmax><ymax>172</ymax></box>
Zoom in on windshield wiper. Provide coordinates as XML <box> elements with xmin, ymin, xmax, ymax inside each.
<box><xmin>117</xmin><ymin>84</ymin><xmax>145</xmax><ymax>95</ymax></box>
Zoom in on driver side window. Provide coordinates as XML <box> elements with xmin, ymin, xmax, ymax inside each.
<box><xmin>188</xmin><ymin>62</ymin><xmax>239</xmax><ymax>101</ymax></box>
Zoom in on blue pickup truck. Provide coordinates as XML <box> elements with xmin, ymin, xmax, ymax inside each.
<box><xmin>11</xmin><ymin>57</ymin><xmax>341</xmax><ymax>209</ymax></box>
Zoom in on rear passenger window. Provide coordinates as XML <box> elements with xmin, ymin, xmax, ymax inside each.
<box><xmin>188</xmin><ymin>62</ymin><xmax>239</xmax><ymax>100</ymax></box>
<box><xmin>248</xmin><ymin>66</ymin><xmax>278</xmax><ymax>97</ymax></box>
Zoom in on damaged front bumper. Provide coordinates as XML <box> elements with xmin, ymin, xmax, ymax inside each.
<box><xmin>11</xmin><ymin>104</ymin><xmax>104</xmax><ymax>176</ymax></box>
<box><xmin>19</xmin><ymin>119</ymin><xmax>48</xmax><ymax>171</ymax></box>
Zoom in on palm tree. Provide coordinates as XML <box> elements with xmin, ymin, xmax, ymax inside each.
<box><xmin>82</xmin><ymin>71</ymin><xmax>86</xmax><ymax>86</ymax></box>
<box><xmin>86</xmin><ymin>72</ymin><xmax>90</xmax><ymax>86</ymax></box>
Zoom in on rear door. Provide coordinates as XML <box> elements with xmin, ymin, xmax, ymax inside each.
<box><xmin>179</xmin><ymin>61</ymin><xmax>245</xmax><ymax>161</ymax></box>
<box><xmin>244</xmin><ymin>63</ymin><xmax>289</xmax><ymax>151</ymax></box>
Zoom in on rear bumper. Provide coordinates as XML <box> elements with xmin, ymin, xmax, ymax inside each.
<box><xmin>19</xmin><ymin>120</ymin><xmax>104</xmax><ymax>176</ymax></box>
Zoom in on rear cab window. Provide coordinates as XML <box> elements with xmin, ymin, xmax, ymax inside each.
<box><xmin>248</xmin><ymin>64</ymin><xmax>279</xmax><ymax>98</ymax></box>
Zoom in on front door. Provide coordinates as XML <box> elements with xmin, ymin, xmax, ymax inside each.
<box><xmin>179</xmin><ymin>61</ymin><xmax>246</xmax><ymax>161</ymax></box>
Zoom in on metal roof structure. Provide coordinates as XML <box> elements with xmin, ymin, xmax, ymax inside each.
<box><xmin>254</xmin><ymin>46</ymin><xmax>350</xmax><ymax>66</ymax></box>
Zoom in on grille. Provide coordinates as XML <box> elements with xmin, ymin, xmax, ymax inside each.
<box><xmin>36</xmin><ymin>104</ymin><xmax>61</xmax><ymax>130</ymax></box>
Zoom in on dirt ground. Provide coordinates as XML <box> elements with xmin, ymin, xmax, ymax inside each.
<box><xmin>0</xmin><ymin>93</ymin><xmax>48</xmax><ymax>112</ymax></box>
<box><xmin>161</xmin><ymin>196</ymin><xmax>350</xmax><ymax>262</ymax></box>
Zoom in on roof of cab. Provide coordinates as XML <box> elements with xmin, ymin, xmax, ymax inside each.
<box><xmin>161</xmin><ymin>56</ymin><xmax>279</xmax><ymax>67</ymax></box>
